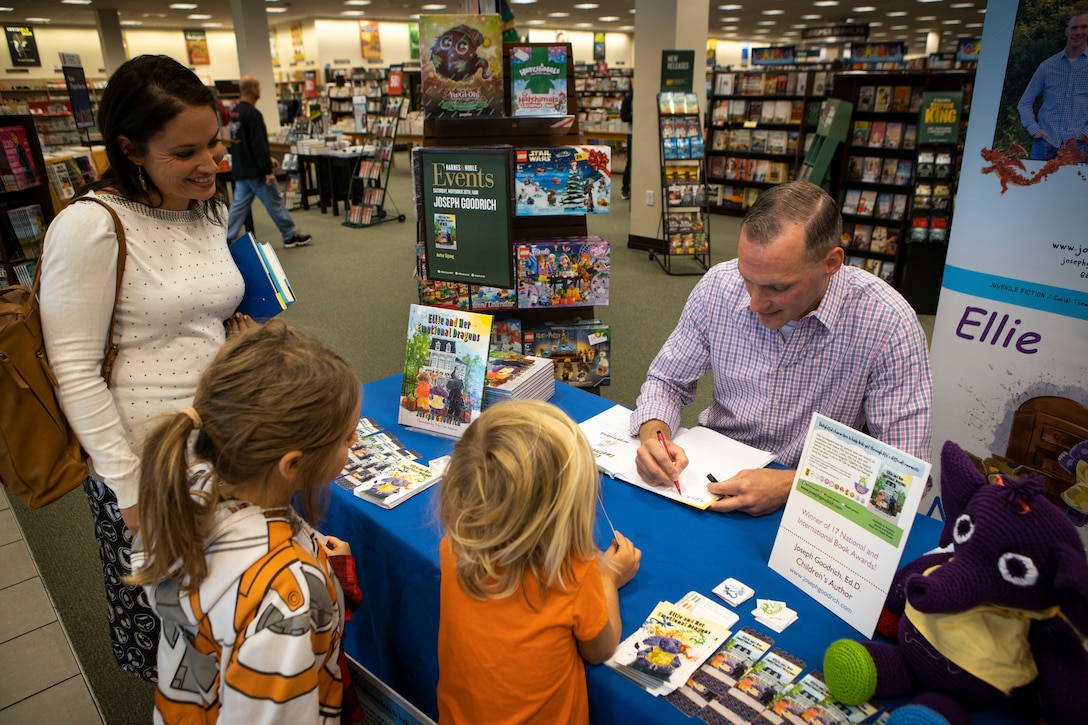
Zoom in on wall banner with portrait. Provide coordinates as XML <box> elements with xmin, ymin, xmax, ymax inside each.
<box><xmin>926</xmin><ymin>0</ymin><xmax>1088</xmax><ymax>535</ymax></box>
<box><xmin>6</xmin><ymin>26</ymin><xmax>40</xmax><ymax>67</ymax></box>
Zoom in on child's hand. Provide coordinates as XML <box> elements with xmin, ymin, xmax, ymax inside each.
<box><xmin>225</xmin><ymin>312</ymin><xmax>258</xmax><ymax>338</ymax></box>
<box><xmin>323</xmin><ymin>535</ymin><xmax>352</xmax><ymax>557</ymax></box>
<box><xmin>601</xmin><ymin>531</ymin><xmax>640</xmax><ymax>589</ymax></box>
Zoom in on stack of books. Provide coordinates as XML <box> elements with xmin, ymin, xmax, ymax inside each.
<box><xmin>481</xmin><ymin>351</ymin><xmax>555</xmax><ymax>409</ymax></box>
<box><xmin>334</xmin><ymin>418</ymin><xmax>442</xmax><ymax>509</ymax></box>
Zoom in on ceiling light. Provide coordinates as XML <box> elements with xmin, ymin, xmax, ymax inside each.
<box><xmin>548</xmin><ymin>12</ymin><xmax>569</xmax><ymax>18</ymax></box>
<box><xmin>719</xmin><ymin>4</ymin><xmax>742</xmax><ymax>9</ymax></box>
<box><xmin>421</xmin><ymin>4</ymin><xmax>446</xmax><ymax>9</ymax></box>
<box><xmin>801</xmin><ymin>15</ymin><xmax>821</xmax><ymax>20</ymax></box>
<box><xmin>0</xmin><ymin>6</ymin><xmax>13</xmax><ymax>10</ymax></box>
<box><xmin>852</xmin><ymin>6</ymin><xmax>876</xmax><ymax>11</ymax></box>
<box><xmin>721</xmin><ymin>25</ymin><xmax>738</xmax><ymax>31</ymax></box>
<box><xmin>763</xmin><ymin>9</ymin><xmax>785</xmax><ymax>14</ymax></box>
<box><xmin>201</xmin><ymin>22</ymin><xmax>221</xmax><ymax>27</ymax></box>
<box><xmin>573</xmin><ymin>3</ymin><xmax>599</xmax><ymax>8</ymax></box>
<box><xmin>753</xmin><ymin>28</ymin><xmax>770</xmax><ymax>33</ymax></box>
<box><xmin>721</xmin><ymin>16</ymin><xmax>739</xmax><ymax>22</ymax></box>
<box><xmin>120</xmin><ymin>20</ymin><xmax>142</xmax><ymax>25</ymax></box>
<box><xmin>344</xmin><ymin>1</ymin><xmax>371</xmax><ymax>5</ymax></box>
<box><xmin>525</xmin><ymin>19</ymin><xmax>545</xmax><ymax>25</ymax></box>
<box><xmin>942</xmin><ymin>19</ymin><xmax>961</xmax><ymax>24</ymax></box>
<box><xmin>61</xmin><ymin>0</ymin><xmax>93</xmax><ymax>5</ymax></box>
<box><xmin>169</xmin><ymin>3</ymin><xmax>197</xmax><ymax>9</ymax></box>
<box><xmin>918</xmin><ymin>0</ymin><xmax>943</xmax><ymax>3</ymax></box>
<box><xmin>599</xmin><ymin>16</ymin><xmax>619</xmax><ymax>22</ymax></box>
<box><xmin>887</xmin><ymin>11</ymin><xmax>907</xmax><ymax>16</ymax></box>
<box><xmin>574</xmin><ymin>22</ymin><xmax>592</xmax><ymax>28</ymax></box>
<box><xmin>510</xmin><ymin>0</ymin><xmax>537</xmax><ymax>4</ymax></box>
<box><xmin>266</xmin><ymin>7</ymin><xmax>286</xmax><ymax>12</ymax></box>
<box><xmin>918</xmin><ymin>16</ymin><xmax>937</xmax><ymax>21</ymax></box>
<box><xmin>791</xmin><ymin>24</ymin><xmax>808</xmax><ymax>29</ymax></box>
<box><xmin>814</xmin><ymin>1</ymin><xmax>839</xmax><ymax>6</ymax></box>
<box><xmin>757</xmin><ymin>21</ymin><xmax>777</xmax><ymax>26</ymax></box>
<box><xmin>950</xmin><ymin>2</ymin><xmax>974</xmax><ymax>6</ymax></box>
<box><xmin>26</xmin><ymin>17</ymin><xmax>51</xmax><ymax>22</ymax></box>
<box><xmin>187</xmin><ymin>14</ymin><xmax>212</xmax><ymax>20</ymax></box>
<box><xmin>891</xmin><ymin>25</ymin><xmax>908</xmax><ymax>30</ymax></box>
<box><xmin>341</xmin><ymin>10</ymin><xmax>365</xmax><ymax>15</ymax></box>
<box><xmin>619</xmin><ymin>25</ymin><xmax>633</xmax><ymax>31</ymax></box>
<box><xmin>965</xmin><ymin>22</ymin><xmax>983</xmax><ymax>28</ymax></box>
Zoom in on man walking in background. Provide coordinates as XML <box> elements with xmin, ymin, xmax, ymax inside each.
<box><xmin>1017</xmin><ymin>11</ymin><xmax>1088</xmax><ymax>160</ymax></box>
<box><xmin>227</xmin><ymin>75</ymin><xmax>311</xmax><ymax>248</ymax></box>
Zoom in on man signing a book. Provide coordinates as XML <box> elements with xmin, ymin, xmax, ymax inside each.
<box><xmin>631</xmin><ymin>181</ymin><xmax>932</xmax><ymax>516</ymax></box>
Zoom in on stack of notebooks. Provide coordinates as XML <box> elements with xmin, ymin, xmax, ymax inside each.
<box><xmin>228</xmin><ymin>233</ymin><xmax>295</xmax><ymax>322</ymax></box>
<box><xmin>333</xmin><ymin>417</ymin><xmax>442</xmax><ymax>509</ymax></box>
<box><xmin>481</xmin><ymin>351</ymin><xmax>555</xmax><ymax>409</ymax></box>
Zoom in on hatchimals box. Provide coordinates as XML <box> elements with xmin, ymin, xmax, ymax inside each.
<box><xmin>514</xmin><ymin>146</ymin><xmax>612</xmax><ymax>216</ymax></box>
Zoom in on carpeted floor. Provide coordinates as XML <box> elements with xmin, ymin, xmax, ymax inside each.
<box><xmin>10</xmin><ymin>147</ymin><xmax>933</xmax><ymax>724</ymax></box>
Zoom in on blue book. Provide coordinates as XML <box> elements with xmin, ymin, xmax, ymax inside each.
<box><xmin>229</xmin><ymin>233</ymin><xmax>292</xmax><ymax>322</ymax></box>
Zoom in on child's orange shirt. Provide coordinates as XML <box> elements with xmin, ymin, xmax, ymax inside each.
<box><xmin>436</xmin><ymin>535</ymin><xmax>609</xmax><ymax>724</ymax></box>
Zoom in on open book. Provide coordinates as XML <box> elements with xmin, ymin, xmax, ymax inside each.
<box><xmin>578</xmin><ymin>405</ymin><xmax>775</xmax><ymax>509</ymax></box>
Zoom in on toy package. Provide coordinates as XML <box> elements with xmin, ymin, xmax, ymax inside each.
<box><xmin>514</xmin><ymin>146</ymin><xmax>612</xmax><ymax>216</ymax></box>
<box><xmin>523</xmin><ymin>323</ymin><xmax>611</xmax><ymax>387</ymax></box>
<box><xmin>469</xmin><ymin>285</ymin><xmax>516</xmax><ymax>311</ymax></box>
<box><xmin>489</xmin><ymin>318</ymin><xmax>523</xmax><ymax>353</ymax></box>
<box><xmin>509</xmin><ymin>44</ymin><xmax>569</xmax><ymax>116</ymax></box>
<box><xmin>515</xmin><ymin>237</ymin><xmax>610</xmax><ymax>308</ymax></box>
<box><xmin>419</xmin><ymin>14</ymin><xmax>504</xmax><ymax>119</ymax></box>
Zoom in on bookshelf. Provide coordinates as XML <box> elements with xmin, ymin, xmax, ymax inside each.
<box><xmin>829</xmin><ymin>71</ymin><xmax>972</xmax><ymax>304</ymax></box>
<box><xmin>351</xmin><ymin>67</ymin><xmax>388</xmax><ymax>116</ymax></box>
<box><xmin>0</xmin><ymin>116</ymin><xmax>53</xmax><ymax>289</ymax></box>
<box><xmin>705</xmin><ymin>68</ymin><xmax>830</xmax><ymax>215</ymax></box>
<box><xmin>343</xmin><ymin>96</ymin><xmax>406</xmax><ymax>228</ymax></box>
<box><xmin>573</xmin><ymin>63</ymin><xmax>632</xmax><ymax>126</ymax></box>
<box><xmin>416</xmin><ymin>41</ymin><xmax>612</xmax><ymax>393</ymax></box>
<box><xmin>654</xmin><ymin>91</ymin><xmax>710</xmax><ymax>275</ymax></box>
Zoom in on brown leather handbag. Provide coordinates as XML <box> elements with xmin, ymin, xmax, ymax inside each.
<box><xmin>0</xmin><ymin>197</ymin><xmax>126</xmax><ymax>508</ymax></box>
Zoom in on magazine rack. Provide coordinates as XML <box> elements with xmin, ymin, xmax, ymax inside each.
<box><xmin>652</xmin><ymin>92</ymin><xmax>710</xmax><ymax>276</ymax></box>
<box><xmin>344</xmin><ymin>97</ymin><xmax>407</xmax><ymax>228</ymax></box>
<box><xmin>0</xmin><ymin>116</ymin><xmax>53</xmax><ymax>288</ymax></box>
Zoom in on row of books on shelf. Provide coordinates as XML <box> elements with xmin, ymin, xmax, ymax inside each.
<box><xmin>712</xmin><ymin>70</ymin><xmax>830</xmax><ymax>98</ymax></box>
<box><xmin>3</xmin><ymin>203</ymin><xmax>46</xmax><ymax>259</ymax></box>
<box><xmin>846</xmin><ymin>156</ymin><xmax>914</xmax><ymax>186</ymax></box>
<box><xmin>417</xmin><ymin>236</ymin><xmax>611</xmax><ymax>312</ymax></box>
<box><xmin>369</xmin><ymin>115</ymin><xmax>398</xmax><ymax>138</ymax></box>
<box><xmin>707</xmin><ymin>184</ymin><xmax>762</xmax><ymax>210</ymax></box>
<box><xmin>44</xmin><ymin>154</ymin><xmax>99</xmax><ymax>200</ymax></box>
<box><xmin>1</xmin><ymin>257</ymin><xmax>36</xmax><ymax>287</ymax></box>
<box><xmin>845</xmin><ymin>255</ymin><xmax>896</xmax><ymax>284</ymax></box>
<box><xmin>357</xmin><ymin>160</ymin><xmax>385</xmax><ymax>180</ymax></box>
<box><xmin>916</xmin><ymin>150</ymin><xmax>956</xmax><ymax>178</ymax></box>
<box><xmin>711</xmin><ymin>128</ymin><xmax>800</xmax><ymax>156</ymax></box>
<box><xmin>843</xmin><ymin>221</ymin><xmax>900</xmax><ymax>256</ymax></box>
<box><xmin>850</xmin><ymin>120</ymin><xmax>918</xmax><ymax>150</ymax></box>
<box><xmin>665</xmin><ymin>210</ymin><xmax>709</xmax><ymax>255</ymax></box>
<box><xmin>842</xmin><ymin>188</ymin><xmax>910</xmax><ymax>220</ymax></box>
<box><xmin>573</xmin><ymin>76</ymin><xmax>631</xmax><ymax>93</ymax></box>
<box><xmin>856</xmin><ymin>84</ymin><xmax>925</xmax><ymax>114</ymax></box>
<box><xmin>707</xmin><ymin>156</ymin><xmax>792</xmax><ymax>185</ymax></box>
<box><xmin>910</xmin><ymin>214</ymin><xmax>950</xmax><ymax>242</ymax></box>
<box><xmin>346</xmin><ymin>204</ymin><xmax>381</xmax><ymax>226</ymax></box>
<box><xmin>666</xmin><ymin>183</ymin><xmax>706</xmax><ymax>207</ymax></box>
<box><xmin>658</xmin><ymin>92</ymin><xmax>701</xmax><ymax>115</ymax></box>
<box><xmin>662</xmin><ymin>134</ymin><xmax>704</xmax><ymax>160</ymax></box>
<box><xmin>711</xmin><ymin>98</ymin><xmax>804</xmax><ymax>126</ymax></box>
<box><xmin>913</xmin><ymin>183</ymin><xmax>953</xmax><ymax>210</ymax></box>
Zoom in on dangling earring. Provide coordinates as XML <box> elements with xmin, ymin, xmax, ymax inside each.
<box><xmin>137</xmin><ymin>166</ymin><xmax>147</xmax><ymax>191</ymax></box>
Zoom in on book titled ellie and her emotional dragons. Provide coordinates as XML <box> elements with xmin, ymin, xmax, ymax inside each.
<box><xmin>398</xmin><ymin>304</ymin><xmax>493</xmax><ymax>439</ymax></box>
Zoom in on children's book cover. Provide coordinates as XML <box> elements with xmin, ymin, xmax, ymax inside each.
<box><xmin>399</xmin><ymin>304</ymin><xmax>493</xmax><ymax>438</ymax></box>
<box><xmin>605</xmin><ymin>600</ymin><xmax>732</xmax><ymax>697</ymax></box>
<box><xmin>523</xmin><ymin>323</ymin><xmax>610</xmax><ymax>387</ymax></box>
<box><xmin>514</xmin><ymin>146</ymin><xmax>612</xmax><ymax>215</ymax></box>
<box><xmin>515</xmin><ymin>238</ymin><xmax>610</xmax><ymax>308</ymax></box>
<box><xmin>509</xmin><ymin>44</ymin><xmax>569</xmax><ymax>116</ymax></box>
<box><xmin>420</xmin><ymin>14</ymin><xmax>504</xmax><ymax>118</ymax></box>
<box><xmin>351</xmin><ymin>460</ymin><xmax>442</xmax><ymax>509</ymax></box>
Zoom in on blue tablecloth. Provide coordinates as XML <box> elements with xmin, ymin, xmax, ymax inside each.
<box><xmin>322</xmin><ymin>375</ymin><xmax>1012</xmax><ymax>724</ymax></box>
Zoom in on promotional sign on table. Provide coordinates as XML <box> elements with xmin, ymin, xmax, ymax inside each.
<box><xmin>768</xmin><ymin>414</ymin><xmax>931</xmax><ymax>637</ymax></box>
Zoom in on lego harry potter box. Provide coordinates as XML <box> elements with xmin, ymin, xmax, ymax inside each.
<box><xmin>514</xmin><ymin>146</ymin><xmax>612</xmax><ymax>216</ymax></box>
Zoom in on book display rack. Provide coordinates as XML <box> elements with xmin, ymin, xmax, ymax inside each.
<box><xmin>830</xmin><ymin>72</ymin><xmax>972</xmax><ymax>302</ymax></box>
<box><xmin>705</xmin><ymin>68</ymin><xmax>829</xmax><ymax>215</ymax></box>
<box><xmin>415</xmin><ymin>25</ymin><xmax>611</xmax><ymax>393</ymax></box>
<box><xmin>0</xmin><ymin>116</ymin><xmax>52</xmax><ymax>289</ymax></box>
<box><xmin>344</xmin><ymin>96</ymin><xmax>407</xmax><ymax>228</ymax></box>
<box><xmin>654</xmin><ymin>91</ymin><xmax>710</xmax><ymax>275</ymax></box>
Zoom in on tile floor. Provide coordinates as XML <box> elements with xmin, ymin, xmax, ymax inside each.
<box><xmin>0</xmin><ymin>491</ymin><xmax>104</xmax><ymax>724</ymax></box>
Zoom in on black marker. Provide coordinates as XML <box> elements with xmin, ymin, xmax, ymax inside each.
<box><xmin>707</xmin><ymin>473</ymin><xmax>718</xmax><ymax>483</ymax></box>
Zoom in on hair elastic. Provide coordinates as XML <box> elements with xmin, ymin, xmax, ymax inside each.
<box><xmin>182</xmin><ymin>406</ymin><xmax>202</xmax><ymax>430</ymax></box>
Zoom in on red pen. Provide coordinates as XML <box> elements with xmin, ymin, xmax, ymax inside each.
<box><xmin>656</xmin><ymin>430</ymin><xmax>683</xmax><ymax>497</ymax></box>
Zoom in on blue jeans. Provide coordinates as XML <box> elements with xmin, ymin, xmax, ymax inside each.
<box><xmin>1030</xmin><ymin>136</ymin><xmax>1088</xmax><ymax>161</ymax></box>
<box><xmin>227</xmin><ymin>177</ymin><xmax>296</xmax><ymax>243</ymax></box>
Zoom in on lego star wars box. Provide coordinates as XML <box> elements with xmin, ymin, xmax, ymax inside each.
<box><xmin>514</xmin><ymin>146</ymin><xmax>612</xmax><ymax>216</ymax></box>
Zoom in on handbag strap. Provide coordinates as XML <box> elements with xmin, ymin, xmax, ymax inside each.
<box><xmin>31</xmin><ymin>195</ymin><xmax>128</xmax><ymax>386</ymax></box>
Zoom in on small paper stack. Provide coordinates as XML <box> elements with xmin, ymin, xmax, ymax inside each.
<box><xmin>333</xmin><ymin>418</ymin><xmax>442</xmax><ymax>509</ymax></box>
<box><xmin>751</xmin><ymin>599</ymin><xmax>798</xmax><ymax>633</ymax></box>
<box><xmin>481</xmin><ymin>351</ymin><xmax>554</xmax><ymax>409</ymax></box>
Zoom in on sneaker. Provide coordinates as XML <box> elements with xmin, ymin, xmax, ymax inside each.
<box><xmin>621</xmin><ymin>190</ymin><xmax>630</xmax><ymax>200</ymax></box>
<box><xmin>284</xmin><ymin>233</ymin><xmax>311</xmax><ymax>249</ymax></box>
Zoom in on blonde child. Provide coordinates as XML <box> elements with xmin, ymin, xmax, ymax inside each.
<box><xmin>128</xmin><ymin>322</ymin><xmax>363</xmax><ymax>724</ymax></box>
<box><xmin>437</xmin><ymin>400</ymin><xmax>641</xmax><ymax>724</ymax></box>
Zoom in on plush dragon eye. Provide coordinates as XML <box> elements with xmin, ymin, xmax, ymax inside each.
<box><xmin>952</xmin><ymin>513</ymin><xmax>974</xmax><ymax>544</ymax></box>
<box><xmin>998</xmin><ymin>553</ymin><xmax>1039</xmax><ymax>587</ymax></box>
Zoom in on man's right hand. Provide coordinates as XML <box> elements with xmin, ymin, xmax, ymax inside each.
<box><xmin>634</xmin><ymin>422</ymin><xmax>689</xmax><ymax>489</ymax></box>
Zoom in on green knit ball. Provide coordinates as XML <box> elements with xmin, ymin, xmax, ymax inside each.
<box><xmin>823</xmin><ymin>639</ymin><xmax>878</xmax><ymax>705</ymax></box>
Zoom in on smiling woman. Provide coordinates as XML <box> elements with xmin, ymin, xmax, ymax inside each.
<box><xmin>37</xmin><ymin>54</ymin><xmax>247</xmax><ymax>683</ymax></box>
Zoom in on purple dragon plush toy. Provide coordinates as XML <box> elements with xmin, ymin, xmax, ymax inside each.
<box><xmin>823</xmin><ymin>441</ymin><xmax>1088</xmax><ymax>725</ymax></box>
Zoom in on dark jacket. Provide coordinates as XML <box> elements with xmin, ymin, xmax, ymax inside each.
<box><xmin>229</xmin><ymin>100</ymin><xmax>273</xmax><ymax>180</ymax></box>
<box><xmin>619</xmin><ymin>90</ymin><xmax>633</xmax><ymax>123</ymax></box>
